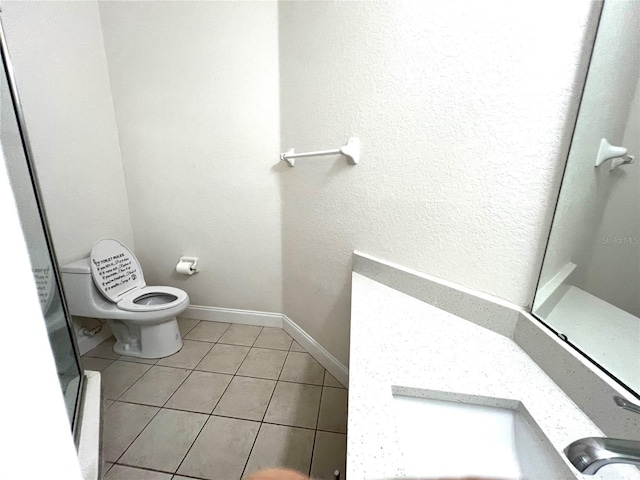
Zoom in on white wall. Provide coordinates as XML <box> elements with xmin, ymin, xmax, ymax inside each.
<box><xmin>279</xmin><ymin>1</ymin><xmax>598</xmax><ymax>366</ymax></box>
<box><xmin>3</xmin><ymin>1</ymin><xmax>602</xmax><ymax>370</ymax></box>
<box><xmin>582</xmin><ymin>74</ymin><xmax>640</xmax><ymax>316</ymax></box>
<box><xmin>1</xmin><ymin>1</ymin><xmax>134</xmax><ymax>265</ymax></box>
<box><xmin>539</xmin><ymin>1</ymin><xmax>640</xmax><ymax>316</ymax></box>
<box><xmin>98</xmin><ymin>1</ymin><xmax>282</xmax><ymax>312</ymax></box>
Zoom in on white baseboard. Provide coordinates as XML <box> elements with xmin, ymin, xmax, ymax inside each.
<box><xmin>532</xmin><ymin>261</ymin><xmax>576</xmax><ymax>318</ymax></box>
<box><xmin>183</xmin><ymin>305</ymin><xmax>283</xmax><ymax>328</ymax></box>
<box><xmin>282</xmin><ymin>315</ymin><xmax>349</xmax><ymax>388</ymax></box>
<box><xmin>183</xmin><ymin>305</ymin><xmax>349</xmax><ymax>388</ymax></box>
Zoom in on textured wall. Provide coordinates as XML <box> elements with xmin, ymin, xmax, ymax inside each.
<box><xmin>279</xmin><ymin>1</ymin><xmax>598</xmax><ymax>366</ymax></box>
<box><xmin>99</xmin><ymin>1</ymin><xmax>282</xmax><ymax>312</ymax></box>
<box><xmin>539</xmin><ymin>1</ymin><xmax>640</xmax><ymax>315</ymax></box>
<box><xmin>1</xmin><ymin>1</ymin><xmax>134</xmax><ymax>265</ymax></box>
<box><xmin>582</xmin><ymin>75</ymin><xmax>640</xmax><ymax>315</ymax></box>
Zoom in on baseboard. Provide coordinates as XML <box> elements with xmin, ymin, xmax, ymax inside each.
<box><xmin>531</xmin><ymin>261</ymin><xmax>576</xmax><ymax>318</ymax></box>
<box><xmin>282</xmin><ymin>315</ymin><xmax>349</xmax><ymax>388</ymax></box>
<box><xmin>183</xmin><ymin>305</ymin><xmax>349</xmax><ymax>387</ymax></box>
<box><xmin>183</xmin><ymin>305</ymin><xmax>283</xmax><ymax>328</ymax></box>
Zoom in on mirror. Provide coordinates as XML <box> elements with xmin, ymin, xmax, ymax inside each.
<box><xmin>533</xmin><ymin>1</ymin><xmax>639</xmax><ymax>396</ymax></box>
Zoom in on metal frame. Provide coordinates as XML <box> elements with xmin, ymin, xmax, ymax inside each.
<box><xmin>0</xmin><ymin>16</ymin><xmax>86</xmax><ymax>444</ymax></box>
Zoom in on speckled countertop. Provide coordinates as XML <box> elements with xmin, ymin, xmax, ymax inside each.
<box><xmin>347</xmin><ymin>272</ymin><xmax>640</xmax><ymax>480</ymax></box>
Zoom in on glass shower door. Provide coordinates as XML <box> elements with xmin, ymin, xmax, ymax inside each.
<box><xmin>0</xmin><ymin>20</ymin><xmax>84</xmax><ymax>438</ymax></box>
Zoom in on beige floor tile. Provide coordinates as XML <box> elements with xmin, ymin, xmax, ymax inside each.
<box><xmin>120</xmin><ymin>409</ymin><xmax>207</xmax><ymax>472</ymax></box>
<box><xmin>117</xmin><ymin>355</ymin><xmax>158</xmax><ymax>365</ymax></box>
<box><xmin>243</xmin><ymin>423</ymin><xmax>314</xmax><ymax>477</ymax></box>
<box><xmin>237</xmin><ymin>348</ymin><xmax>287</xmax><ymax>380</ymax></box>
<box><xmin>317</xmin><ymin>387</ymin><xmax>348</xmax><ymax>434</ymax></box>
<box><xmin>290</xmin><ymin>341</ymin><xmax>306</xmax><ymax>352</ymax></box>
<box><xmin>310</xmin><ymin>431</ymin><xmax>347</xmax><ymax>480</ymax></box>
<box><xmin>263</xmin><ymin>381</ymin><xmax>321</xmax><ymax>429</ymax></box>
<box><xmin>177</xmin><ymin>416</ymin><xmax>259</xmax><ymax>480</ymax></box>
<box><xmin>177</xmin><ymin>318</ymin><xmax>200</xmax><ymax>336</ymax></box>
<box><xmin>166</xmin><ymin>371</ymin><xmax>232</xmax><ymax>413</ymax></box>
<box><xmin>323</xmin><ymin>372</ymin><xmax>345</xmax><ymax>389</ymax></box>
<box><xmin>195</xmin><ymin>343</ymin><xmax>249</xmax><ymax>374</ymax></box>
<box><xmin>218</xmin><ymin>324</ymin><xmax>262</xmax><ymax>346</ymax></box>
<box><xmin>213</xmin><ymin>376</ymin><xmax>275</xmax><ymax>421</ymax></box>
<box><xmin>119</xmin><ymin>366</ymin><xmax>190</xmax><ymax>407</ymax></box>
<box><xmin>253</xmin><ymin>327</ymin><xmax>293</xmax><ymax>351</ymax></box>
<box><xmin>279</xmin><ymin>352</ymin><xmax>324</xmax><ymax>385</ymax></box>
<box><xmin>102</xmin><ymin>361</ymin><xmax>152</xmax><ymax>400</ymax></box>
<box><xmin>104</xmin><ymin>462</ymin><xmax>113</xmax><ymax>475</ymax></box>
<box><xmin>104</xmin><ymin>399</ymin><xmax>114</xmax><ymax>410</ymax></box>
<box><xmin>103</xmin><ymin>401</ymin><xmax>159</xmax><ymax>462</ymax></box>
<box><xmin>156</xmin><ymin>340</ymin><xmax>213</xmax><ymax>369</ymax></box>
<box><xmin>104</xmin><ymin>464</ymin><xmax>172</xmax><ymax>479</ymax></box>
<box><xmin>81</xmin><ymin>356</ymin><xmax>114</xmax><ymax>372</ymax></box>
<box><xmin>84</xmin><ymin>337</ymin><xmax>119</xmax><ymax>360</ymax></box>
<box><xmin>184</xmin><ymin>321</ymin><xmax>230</xmax><ymax>342</ymax></box>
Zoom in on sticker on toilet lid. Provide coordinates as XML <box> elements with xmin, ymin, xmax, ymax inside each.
<box><xmin>32</xmin><ymin>261</ymin><xmax>54</xmax><ymax>313</ymax></box>
<box><xmin>90</xmin><ymin>238</ymin><xmax>145</xmax><ymax>302</ymax></box>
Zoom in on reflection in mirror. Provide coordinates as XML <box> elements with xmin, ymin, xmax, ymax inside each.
<box><xmin>1</xmin><ymin>28</ymin><xmax>83</xmax><ymax>427</ymax></box>
<box><xmin>533</xmin><ymin>1</ymin><xmax>639</xmax><ymax>395</ymax></box>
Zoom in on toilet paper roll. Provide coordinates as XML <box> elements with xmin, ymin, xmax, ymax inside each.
<box><xmin>176</xmin><ymin>260</ymin><xmax>195</xmax><ymax>275</ymax></box>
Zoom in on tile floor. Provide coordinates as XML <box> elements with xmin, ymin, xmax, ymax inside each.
<box><xmin>82</xmin><ymin>318</ymin><xmax>348</xmax><ymax>480</ymax></box>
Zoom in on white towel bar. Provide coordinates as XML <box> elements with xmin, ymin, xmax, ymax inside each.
<box><xmin>280</xmin><ymin>137</ymin><xmax>360</xmax><ymax>167</ymax></box>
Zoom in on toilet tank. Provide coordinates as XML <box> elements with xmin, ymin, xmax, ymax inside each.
<box><xmin>60</xmin><ymin>257</ymin><xmax>106</xmax><ymax>317</ymax></box>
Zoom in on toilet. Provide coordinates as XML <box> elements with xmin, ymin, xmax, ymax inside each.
<box><xmin>60</xmin><ymin>238</ymin><xmax>189</xmax><ymax>358</ymax></box>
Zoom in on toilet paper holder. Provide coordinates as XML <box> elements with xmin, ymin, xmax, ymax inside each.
<box><xmin>177</xmin><ymin>256</ymin><xmax>199</xmax><ymax>274</ymax></box>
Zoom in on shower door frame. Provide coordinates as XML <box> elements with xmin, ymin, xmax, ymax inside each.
<box><xmin>0</xmin><ymin>16</ymin><xmax>86</xmax><ymax>444</ymax></box>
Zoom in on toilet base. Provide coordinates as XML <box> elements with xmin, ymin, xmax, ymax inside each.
<box><xmin>107</xmin><ymin>316</ymin><xmax>183</xmax><ymax>359</ymax></box>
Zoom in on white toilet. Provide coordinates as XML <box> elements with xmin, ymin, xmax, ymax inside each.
<box><xmin>61</xmin><ymin>238</ymin><xmax>189</xmax><ymax>358</ymax></box>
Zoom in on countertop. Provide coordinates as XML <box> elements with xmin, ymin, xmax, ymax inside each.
<box><xmin>347</xmin><ymin>272</ymin><xmax>639</xmax><ymax>480</ymax></box>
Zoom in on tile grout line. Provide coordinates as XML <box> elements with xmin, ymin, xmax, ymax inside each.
<box><xmin>161</xmin><ymin>339</ymin><xmax>216</xmax><ymax>372</ymax></box>
<box><xmin>156</xmin><ymin>320</ymin><xmax>236</xmax><ymax>473</ymax></box>
<box><xmin>239</xmin><ymin>334</ymin><xmax>287</xmax><ymax>479</ymax></box>
<box><xmin>104</xmin><ymin>327</ymin><xmax>211</xmax><ymax>470</ymax></box>
<box><xmin>159</xmin><ymin>367</ymin><xmax>200</xmax><ymax>411</ymax></box>
<box><xmin>190</xmin><ymin>337</ymin><xmax>293</xmax><ymax>352</ymax></box>
<box><xmin>184</xmin><ymin>320</ymin><xmax>231</xmax><ymax>345</ymax></box>
<box><xmin>308</xmin><ymin>368</ymin><xmax>328</xmax><ymax>477</ymax></box>
<box><xmin>111</xmin><ymin>403</ymin><xmax>164</xmax><ymax>467</ymax></box>
<box><xmin>110</xmin><ymin>461</ymin><xmax>178</xmax><ymax>477</ymax></box>
<box><xmin>207</xmin><ymin>337</ymin><xmax>253</xmax><ymax>414</ymax></box>
<box><xmin>106</xmin><ymin>398</ymin><xmax>340</xmax><ymax>433</ymax></box>
<box><xmin>103</xmin><ymin>362</ymin><xmax>325</xmax><ymax>404</ymax></box>
<box><xmin>172</xmin><ymin>410</ymin><xmax>210</xmax><ymax>477</ymax></box>
<box><xmin>108</xmin><ymin>363</ymin><xmax>154</xmax><ymax>403</ymax></box>
<box><xmin>113</xmin><ymin>353</ymin><xmax>201</xmax><ymax>404</ymax></box>
<box><xmin>180</xmin><ymin>318</ymin><xmax>204</xmax><ymax>337</ymax></box>
<box><xmin>106</xmin><ymin>326</ymin><xmax>340</xmax><ymax>479</ymax></box>
<box><xmin>114</xmin><ymin>458</ymin><xmax>210</xmax><ymax>479</ymax></box>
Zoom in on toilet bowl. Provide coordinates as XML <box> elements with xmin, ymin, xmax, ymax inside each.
<box><xmin>61</xmin><ymin>238</ymin><xmax>189</xmax><ymax>358</ymax></box>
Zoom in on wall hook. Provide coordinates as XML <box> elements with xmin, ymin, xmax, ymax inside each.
<box><xmin>595</xmin><ymin>138</ymin><xmax>634</xmax><ymax>171</ymax></box>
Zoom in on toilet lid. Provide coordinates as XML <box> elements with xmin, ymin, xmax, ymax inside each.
<box><xmin>90</xmin><ymin>238</ymin><xmax>145</xmax><ymax>303</ymax></box>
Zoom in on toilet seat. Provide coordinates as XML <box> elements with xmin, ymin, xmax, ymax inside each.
<box><xmin>117</xmin><ymin>285</ymin><xmax>188</xmax><ymax>312</ymax></box>
<box><xmin>90</xmin><ymin>238</ymin><xmax>188</xmax><ymax>313</ymax></box>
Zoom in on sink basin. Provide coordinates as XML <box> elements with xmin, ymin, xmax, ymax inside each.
<box><xmin>391</xmin><ymin>388</ymin><xmax>573</xmax><ymax>479</ymax></box>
